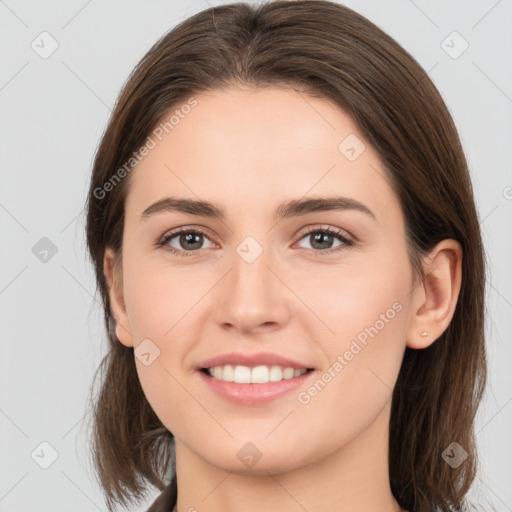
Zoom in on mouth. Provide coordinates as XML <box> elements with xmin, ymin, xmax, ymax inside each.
<box><xmin>197</xmin><ymin>364</ymin><xmax>317</xmax><ymax>405</ymax></box>
<box><xmin>199</xmin><ymin>365</ymin><xmax>315</xmax><ymax>384</ymax></box>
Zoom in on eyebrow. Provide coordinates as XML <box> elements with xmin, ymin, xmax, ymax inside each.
<box><xmin>140</xmin><ymin>195</ymin><xmax>376</xmax><ymax>222</ymax></box>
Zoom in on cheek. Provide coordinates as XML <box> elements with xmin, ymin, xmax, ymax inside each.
<box><xmin>295</xmin><ymin>252</ymin><xmax>409</xmax><ymax>345</ymax></box>
<box><xmin>291</xmin><ymin>269</ymin><xmax>408</xmax><ymax>449</ymax></box>
<box><xmin>122</xmin><ymin>251</ymin><xmax>200</xmax><ymax>340</ymax></box>
<box><xmin>121</xmin><ymin>253</ymin><xmax>211</xmax><ymax>428</ymax></box>
<box><xmin>298</xmin><ymin>251</ymin><xmax>410</xmax><ymax>399</ymax></box>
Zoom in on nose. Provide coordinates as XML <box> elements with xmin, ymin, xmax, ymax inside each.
<box><xmin>213</xmin><ymin>244</ymin><xmax>291</xmax><ymax>334</ymax></box>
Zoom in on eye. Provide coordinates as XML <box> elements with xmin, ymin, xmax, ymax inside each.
<box><xmin>295</xmin><ymin>225</ymin><xmax>353</xmax><ymax>255</ymax></box>
<box><xmin>156</xmin><ymin>225</ymin><xmax>354</xmax><ymax>258</ymax></box>
<box><xmin>157</xmin><ymin>227</ymin><xmax>216</xmax><ymax>257</ymax></box>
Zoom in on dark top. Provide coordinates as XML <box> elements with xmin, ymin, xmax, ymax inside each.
<box><xmin>145</xmin><ymin>476</ymin><xmax>177</xmax><ymax>512</ymax></box>
<box><xmin>143</xmin><ymin>474</ymin><xmax>411</xmax><ymax>511</ymax></box>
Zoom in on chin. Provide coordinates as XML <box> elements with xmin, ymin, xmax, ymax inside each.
<box><xmin>203</xmin><ymin>440</ymin><xmax>313</xmax><ymax>476</ymax></box>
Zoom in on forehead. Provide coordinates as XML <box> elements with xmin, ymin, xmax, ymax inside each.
<box><xmin>124</xmin><ymin>86</ymin><xmax>400</xmax><ymax>223</ymax></box>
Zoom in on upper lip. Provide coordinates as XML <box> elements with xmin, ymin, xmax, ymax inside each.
<box><xmin>198</xmin><ymin>351</ymin><xmax>314</xmax><ymax>370</ymax></box>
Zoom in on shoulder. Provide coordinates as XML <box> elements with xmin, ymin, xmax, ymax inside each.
<box><xmin>144</xmin><ymin>478</ymin><xmax>177</xmax><ymax>512</ymax></box>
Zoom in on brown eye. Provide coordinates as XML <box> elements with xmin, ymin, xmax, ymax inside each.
<box><xmin>296</xmin><ymin>226</ymin><xmax>353</xmax><ymax>255</ymax></box>
<box><xmin>159</xmin><ymin>228</ymin><xmax>215</xmax><ymax>257</ymax></box>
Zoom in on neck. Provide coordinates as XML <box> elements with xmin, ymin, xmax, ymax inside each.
<box><xmin>173</xmin><ymin>399</ymin><xmax>403</xmax><ymax>512</ymax></box>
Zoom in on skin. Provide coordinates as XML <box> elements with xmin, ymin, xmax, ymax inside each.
<box><xmin>104</xmin><ymin>85</ymin><xmax>462</xmax><ymax>512</ymax></box>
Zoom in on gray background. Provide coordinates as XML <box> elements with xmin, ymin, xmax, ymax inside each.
<box><xmin>1</xmin><ymin>0</ymin><xmax>511</xmax><ymax>511</ymax></box>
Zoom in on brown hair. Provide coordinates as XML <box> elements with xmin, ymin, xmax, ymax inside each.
<box><xmin>84</xmin><ymin>1</ymin><xmax>488</xmax><ymax>511</ymax></box>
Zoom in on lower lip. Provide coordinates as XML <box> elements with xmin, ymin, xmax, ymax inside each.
<box><xmin>197</xmin><ymin>369</ymin><xmax>315</xmax><ymax>405</ymax></box>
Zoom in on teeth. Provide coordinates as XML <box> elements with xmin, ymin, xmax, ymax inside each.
<box><xmin>206</xmin><ymin>365</ymin><xmax>308</xmax><ymax>383</ymax></box>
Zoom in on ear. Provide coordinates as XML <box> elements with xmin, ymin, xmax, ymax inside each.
<box><xmin>406</xmin><ymin>239</ymin><xmax>462</xmax><ymax>349</ymax></box>
<box><xmin>103</xmin><ymin>247</ymin><xmax>134</xmax><ymax>347</ymax></box>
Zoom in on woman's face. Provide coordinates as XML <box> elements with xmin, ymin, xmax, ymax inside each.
<box><xmin>108</xmin><ymin>85</ymin><xmax>418</xmax><ymax>474</ymax></box>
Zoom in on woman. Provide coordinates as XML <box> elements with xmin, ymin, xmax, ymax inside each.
<box><xmin>85</xmin><ymin>1</ymin><xmax>488</xmax><ymax>511</ymax></box>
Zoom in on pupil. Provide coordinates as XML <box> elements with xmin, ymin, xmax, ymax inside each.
<box><xmin>312</xmin><ymin>232</ymin><xmax>332</xmax><ymax>249</ymax></box>
<box><xmin>182</xmin><ymin>233</ymin><xmax>202</xmax><ymax>250</ymax></box>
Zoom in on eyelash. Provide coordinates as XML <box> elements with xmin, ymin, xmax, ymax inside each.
<box><xmin>156</xmin><ymin>225</ymin><xmax>354</xmax><ymax>258</ymax></box>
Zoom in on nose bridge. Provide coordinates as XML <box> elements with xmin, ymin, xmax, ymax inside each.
<box><xmin>214</xmin><ymin>234</ymin><xmax>289</xmax><ymax>331</ymax></box>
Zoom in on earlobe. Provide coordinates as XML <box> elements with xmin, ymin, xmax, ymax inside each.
<box><xmin>406</xmin><ymin>239</ymin><xmax>462</xmax><ymax>350</ymax></box>
<box><xmin>103</xmin><ymin>247</ymin><xmax>134</xmax><ymax>348</ymax></box>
